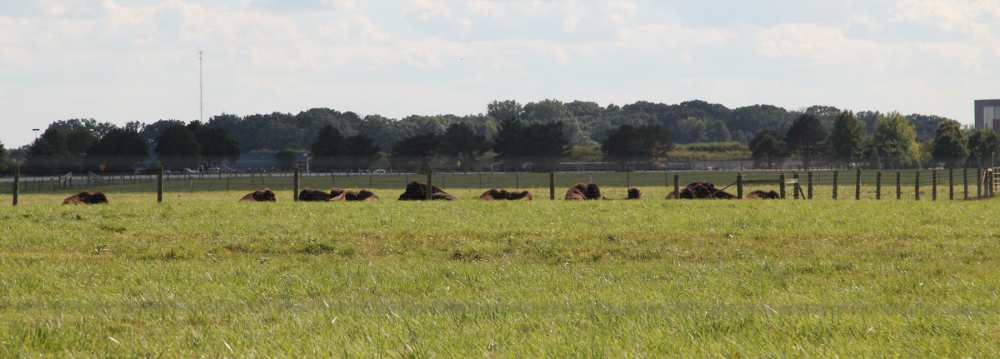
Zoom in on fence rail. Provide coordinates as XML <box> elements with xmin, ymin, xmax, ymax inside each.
<box><xmin>2</xmin><ymin>167</ymin><xmax>997</xmax><ymax>205</ymax></box>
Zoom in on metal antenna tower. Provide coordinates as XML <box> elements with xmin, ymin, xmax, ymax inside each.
<box><xmin>199</xmin><ymin>50</ymin><xmax>204</xmax><ymax>123</ymax></box>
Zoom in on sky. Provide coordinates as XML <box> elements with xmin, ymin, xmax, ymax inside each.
<box><xmin>2</xmin><ymin>0</ymin><xmax>999</xmax><ymax>147</ymax></box>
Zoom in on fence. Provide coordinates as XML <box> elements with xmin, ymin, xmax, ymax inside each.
<box><xmin>2</xmin><ymin>165</ymin><xmax>997</xmax><ymax>205</ymax></box>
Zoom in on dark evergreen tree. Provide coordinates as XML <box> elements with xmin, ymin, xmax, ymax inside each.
<box><xmin>156</xmin><ymin>125</ymin><xmax>201</xmax><ymax>170</ymax></box>
<box><xmin>750</xmin><ymin>130</ymin><xmax>786</xmax><ymax>169</ymax></box>
<box><xmin>439</xmin><ymin>123</ymin><xmax>489</xmax><ymax>170</ymax></box>
<box><xmin>931</xmin><ymin>120</ymin><xmax>968</xmax><ymax>168</ymax></box>
<box><xmin>601</xmin><ymin>124</ymin><xmax>672</xmax><ymax>169</ymax></box>
<box><xmin>830</xmin><ymin>111</ymin><xmax>866</xmax><ymax>166</ymax></box>
<box><xmin>784</xmin><ymin>114</ymin><xmax>827</xmax><ymax>169</ymax></box>
<box><xmin>310</xmin><ymin>125</ymin><xmax>345</xmax><ymax>171</ymax></box>
<box><xmin>391</xmin><ymin>133</ymin><xmax>439</xmax><ymax>172</ymax></box>
<box><xmin>343</xmin><ymin>134</ymin><xmax>382</xmax><ymax>169</ymax></box>
<box><xmin>85</xmin><ymin>127</ymin><xmax>149</xmax><ymax>172</ymax></box>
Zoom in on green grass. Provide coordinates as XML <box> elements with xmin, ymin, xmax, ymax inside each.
<box><xmin>2</xmin><ymin>192</ymin><xmax>1000</xmax><ymax>356</ymax></box>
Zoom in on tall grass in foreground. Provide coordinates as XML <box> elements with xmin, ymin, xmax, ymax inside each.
<box><xmin>1</xmin><ymin>193</ymin><xmax>1000</xmax><ymax>356</ymax></box>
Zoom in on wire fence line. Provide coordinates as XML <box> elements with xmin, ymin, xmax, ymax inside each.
<box><xmin>3</xmin><ymin>167</ymin><xmax>997</xmax><ymax>205</ymax></box>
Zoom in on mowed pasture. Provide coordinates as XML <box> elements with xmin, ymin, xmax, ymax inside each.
<box><xmin>3</xmin><ymin>191</ymin><xmax>1000</xmax><ymax>356</ymax></box>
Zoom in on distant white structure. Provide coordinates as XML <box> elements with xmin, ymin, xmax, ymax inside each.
<box><xmin>975</xmin><ymin>99</ymin><xmax>1000</xmax><ymax>131</ymax></box>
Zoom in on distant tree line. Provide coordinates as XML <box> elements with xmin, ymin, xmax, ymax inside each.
<box><xmin>748</xmin><ymin>111</ymin><xmax>1000</xmax><ymax>169</ymax></box>
<box><xmin>2</xmin><ymin>99</ymin><xmax>988</xmax><ymax>175</ymax></box>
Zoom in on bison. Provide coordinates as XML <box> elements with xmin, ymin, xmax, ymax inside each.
<box><xmin>398</xmin><ymin>182</ymin><xmax>456</xmax><ymax>201</ymax></box>
<box><xmin>565</xmin><ymin>183</ymin><xmax>604</xmax><ymax>200</ymax></box>
<box><xmin>670</xmin><ymin>182</ymin><xmax>736</xmax><ymax>200</ymax></box>
<box><xmin>747</xmin><ymin>190</ymin><xmax>781</xmax><ymax>199</ymax></box>
<box><xmin>298</xmin><ymin>189</ymin><xmax>333</xmax><ymax>202</ymax></box>
<box><xmin>302</xmin><ymin>188</ymin><xmax>379</xmax><ymax>202</ymax></box>
<box><xmin>63</xmin><ymin>192</ymin><xmax>109</xmax><ymax>205</ymax></box>
<box><xmin>240</xmin><ymin>189</ymin><xmax>277</xmax><ymax>202</ymax></box>
<box><xmin>345</xmin><ymin>189</ymin><xmax>379</xmax><ymax>202</ymax></box>
<box><xmin>480</xmin><ymin>189</ymin><xmax>533</xmax><ymax>201</ymax></box>
<box><xmin>627</xmin><ymin>188</ymin><xmax>642</xmax><ymax>200</ymax></box>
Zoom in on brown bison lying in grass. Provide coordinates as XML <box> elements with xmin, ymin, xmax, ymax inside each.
<box><xmin>241</xmin><ymin>189</ymin><xmax>277</xmax><ymax>202</ymax></box>
<box><xmin>480</xmin><ymin>189</ymin><xmax>533</xmax><ymax>201</ymax></box>
<box><xmin>299</xmin><ymin>189</ymin><xmax>334</xmax><ymax>202</ymax></box>
<box><xmin>398</xmin><ymin>182</ymin><xmax>456</xmax><ymax>201</ymax></box>
<box><xmin>63</xmin><ymin>192</ymin><xmax>109</xmax><ymax>205</ymax></box>
<box><xmin>747</xmin><ymin>190</ymin><xmax>781</xmax><ymax>199</ymax></box>
<box><xmin>565</xmin><ymin>183</ymin><xmax>605</xmax><ymax>200</ymax></box>
<box><xmin>667</xmin><ymin>182</ymin><xmax>736</xmax><ymax>200</ymax></box>
<box><xmin>627</xmin><ymin>188</ymin><xmax>642</xmax><ymax>200</ymax></box>
<box><xmin>335</xmin><ymin>188</ymin><xmax>379</xmax><ymax>202</ymax></box>
<box><xmin>300</xmin><ymin>188</ymin><xmax>379</xmax><ymax>202</ymax></box>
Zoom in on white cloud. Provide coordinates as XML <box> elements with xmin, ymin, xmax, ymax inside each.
<box><xmin>616</xmin><ymin>23</ymin><xmax>735</xmax><ymax>50</ymax></box>
<box><xmin>606</xmin><ymin>0</ymin><xmax>635</xmax><ymax>24</ymax></box>
<box><xmin>756</xmin><ymin>23</ymin><xmax>891</xmax><ymax>66</ymax></box>
<box><xmin>407</xmin><ymin>0</ymin><xmax>452</xmax><ymax>21</ymax></box>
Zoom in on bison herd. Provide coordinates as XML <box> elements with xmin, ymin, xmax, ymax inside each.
<box><xmin>52</xmin><ymin>181</ymin><xmax>780</xmax><ymax>205</ymax></box>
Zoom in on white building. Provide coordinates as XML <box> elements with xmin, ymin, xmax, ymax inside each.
<box><xmin>975</xmin><ymin>99</ymin><xmax>1000</xmax><ymax>130</ymax></box>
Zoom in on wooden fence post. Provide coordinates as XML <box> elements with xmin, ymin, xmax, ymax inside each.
<box><xmin>986</xmin><ymin>168</ymin><xmax>996</xmax><ymax>198</ymax></box>
<box><xmin>293</xmin><ymin>167</ymin><xmax>300</xmax><ymax>202</ymax></box>
<box><xmin>948</xmin><ymin>168</ymin><xmax>954</xmax><ymax>200</ymax></box>
<box><xmin>625</xmin><ymin>171</ymin><xmax>631</xmax><ymax>189</ymax></box>
<box><xmin>896</xmin><ymin>172</ymin><xmax>901</xmax><ymax>200</ymax></box>
<box><xmin>807</xmin><ymin>172</ymin><xmax>813</xmax><ymax>199</ymax></box>
<box><xmin>12</xmin><ymin>161</ymin><xmax>20</xmax><ymax>206</ymax></box>
<box><xmin>832</xmin><ymin>171</ymin><xmax>839</xmax><ymax>200</ymax></box>
<box><xmin>673</xmin><ymin>175</ymin><xmax>680</xmax><ymax>198</ymax></box>
<box><xmin>157</xmin><ymin>166</ymin><xmax>164</xmax><ymax>203</ymax></box>
<box><xmin>932</xmin><ymin>170</ymin><xmax>938</xmax><ymax>201</ymax></box>
<box><xmin>549</xmin><ymin>172</ymin><xmax>555</xmax><ymax>200</ymax></box>
<box><xmin>963</xmin><ymin>168</ymin><xmax>969</xmax><ymax>200</ymax></box>
<box><xmin>855</xmin><ymin>168</ymin><xmax>861</xmax><ymax>200</ymax></box>
<box><xmin>737</xmin><ymin>172</ymin><xmax>744</xmax><ymax>199</ymax></box>
<box><xmin>876</xmin><ymin>171</ymin><xmax>882</xmax><ymax>200</ymax></box>
<box><xmin>915</xmin><ymin>171</ymin><xmax>921</xmax><ymax>201</ymax></box>
<box><xmin>793</xmin><ymin>173</ymin><xmax>800</xmax><ymax>200</ymax></box>
<box><xmin>977</xmin><ymin>168</ymin><xmax>982</xmax><ymax>198</ymax></box>
<box><xmin>426</xmin><ymin>171</ymin><xmax>433</xmax><ymax>200</ymax></box>
<box><xmin>779</xmin><ymin>174</ymin><xmax>786</xmax><ymax>199</ymax></box>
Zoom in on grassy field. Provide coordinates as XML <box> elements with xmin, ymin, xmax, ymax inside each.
<box><xmin>3</xmin><ymin>192</ymin><xmax>1000</xmax><ymax>356</ymax></box>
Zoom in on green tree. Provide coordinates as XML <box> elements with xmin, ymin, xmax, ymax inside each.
<box><xmin>187</xmin><ymin>121</ymin><xmax>240</xmax><ymax>166</ymax></box>
<box><xmin>156</xmin><ymin>125</ymin><xmax>201</xmax><ymax>170</ymax></box>
<box><xmin>342</xmin><ymin>134</ymin><xmax>382</xmax><ymax>169</ymax></box>
<box><xmin>391</xmin><ymin>133</ymin><xmax>439</xmax><ymax>172</ymax></box>
<box><xmin>784</xmin><ymin>114</ymin><xmax>827</xmax><ymax>169</ymax></box>
<box><xmin>601</xmin><ymin>125</ymin><xmax>672</xmax><ymax>169</ymax></box>
<box><xmin>274</xmin><ymin>149</ymin><xmax>300</xmax><ymax>171</ymax></box>
<box><xmin>25</xmin><ymin>128</ymin><xmax>71</xmax><ymax>174</ymax></box>
<box><xmin>871</xmin><ymin>112</ymin><xmax>919</xmax><ymax>168</ymax></box>
<box><xmin>931</xmin><ymin>120</ymin><xmax>968</xmax><ymax>168</ymax></box>
<box><xmin>749</xmin><ymin>130</ymin><xmax>786</xmax><ymax>169</ymax></box>
<box><xmin>705</xmin><ymin>120</ymin><xmax>732</xmax><ymax>142</ymax></box>
<box><xmin>487</xmin><ymin>100</ymin><xmax>522</xmax><ymax>123</ymax></box>
<box><xmin>967</xmin><ymin>129</ymin><xmax>1000</xmax><ymax>167</ymax></box>
<box><xmin>85</xmin><ymin>127</ymin><xmax>149</xmax><ymax>172</ymax></box>
<box><xmin>830</xmin><ymin>111</ymin><xmax>866</xmax><ymax>166</ymax></box>
<box><xmin>439</xmin><ymin>123</ymin><xmax>489</xmax><ymax>170</ymax></box>
<box><xmin>0</xmin><ymin>142</ymin><xmax>8</xmax><ymax>173</ymax></box>
<box><xmin>675</xmin><ymin>117</ymin><xmax>708</xmax><ymax>143</ymax></box>
<box><xmin>310</xmin><ymin>125</ymin><xmax>345</xmax><ymax>171</ymax></box>
<box><xmin>492</xmin><ymin>121</ymin><xmax>570</xmax><ymax>170</ymax></box>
